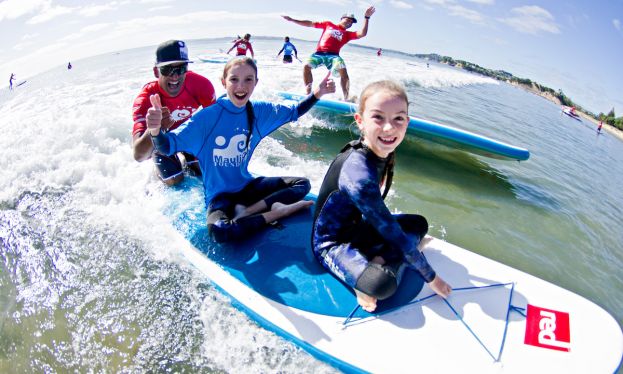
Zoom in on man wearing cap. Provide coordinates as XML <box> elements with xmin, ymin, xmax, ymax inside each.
<box><xmin>132</xmin><ymin>40</ymin><xmax>216</xmax><ymax>186</ymax></box>
<box><xmin>282</xmin><ymin>6</ymin><xmax>375</xmax><ymax>101</ymax></box>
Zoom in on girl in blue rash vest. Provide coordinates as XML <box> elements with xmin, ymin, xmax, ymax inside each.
<box><xmin>312</xmin><ymin>80</ymin><xmax>452</xmax><ymax>312</ymax></box>
<box><xmin>149</xmin><ymin>57</ymin><xmax>336</xmax><ymax>242</ymax></box>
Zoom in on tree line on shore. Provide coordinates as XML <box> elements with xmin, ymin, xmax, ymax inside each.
<box><xmin>414</xmin><ymin>53</ymin><xmax>623</xmax><ymax>130</ymax></box>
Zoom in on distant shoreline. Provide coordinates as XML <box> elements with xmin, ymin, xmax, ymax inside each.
<box><xmin>508</xmin><ymin>81</ymin><xmax>623</xmax><ymax>141</ymax></box>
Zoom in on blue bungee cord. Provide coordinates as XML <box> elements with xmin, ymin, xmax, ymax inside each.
<box><xmin>342</xmin><ymin>282</ymin><xmax>525</xmax><ymax>362</ymax></box>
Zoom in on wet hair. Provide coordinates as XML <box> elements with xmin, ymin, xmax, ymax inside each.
<box><xmin>357</xmin><ymin>80</ymin><xmax>409</xmax><ymax>116</ymax></box>
<box><xmin>222</xmin><ymin>56</ymin><xmax>258</xmax><ymax>81</ymax></box>
<box><xmin>285</xmin><ymin>36</ymin><xmax>290</xmax><ymax>42</ymax></box>
<box><xmin>222</xmin><ymin>57</ymin><xmax>259</xmax><ymax>150</ymax></box>
<box><xmin>243</xmin><ymin>33</ymin><xmax>251</xmax><ymax>40</ymax></box>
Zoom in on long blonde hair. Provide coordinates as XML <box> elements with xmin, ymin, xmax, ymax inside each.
<box><xmin>357</xmin><ymin>80</ymin><xmax>409</xmax><ymax>116</ymax></box>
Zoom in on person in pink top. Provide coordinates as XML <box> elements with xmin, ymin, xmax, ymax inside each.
<box><xmin>132</xmin><ymin>40</ymin><xmax>216</xmax><ymax>186</ymax></box>
<box><xmin>227</xmin><ymin>34</ymin><xmax>255</xmax><ymax>58</ymax></box>
<box><xmin>282</xmin><ymin>6</ymin><xmax>375</xmax><ymax>101</ymax></box>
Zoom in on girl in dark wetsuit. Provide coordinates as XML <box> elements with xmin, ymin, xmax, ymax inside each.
<box><xmin>312</xmin><ymin>80</ymin><xmax>452</xmax><ymax>312</ymax></box>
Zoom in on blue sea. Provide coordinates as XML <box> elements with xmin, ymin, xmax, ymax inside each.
<box><xmin>1</xmin><ymin>38</ymin><xmax>622</xmax><ymax>372</ymax></box>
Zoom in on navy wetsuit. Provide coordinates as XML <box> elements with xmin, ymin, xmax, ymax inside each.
<box><xmin>312</xmin><ymin>140</ymin><xmax>436</xmax><ymax>300</ymax></box>
<box><xmin>153</xmin><ymin>94</ymin><xmax>319</xmax><ymax>243</ymax></box>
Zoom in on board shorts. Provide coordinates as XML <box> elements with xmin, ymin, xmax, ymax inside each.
<box><xmin>283</xmin><ymin>55</ymin><xmax>293</xmax><ymax>63</ymax></box>
<box><xmin>307</xmin><ymin>52</ymin><xmax>346</xmax><ymax>76</ymax></box>
<box><xmin>152</xmin><ymin>152</ymin><xmax>201</xmax><ymax>181</ymax></box>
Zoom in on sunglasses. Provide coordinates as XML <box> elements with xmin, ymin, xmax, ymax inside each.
<box><xmin>159</xmin><ymin>64</ymin><xmax>188</xmax><ymax>77</ymax></box>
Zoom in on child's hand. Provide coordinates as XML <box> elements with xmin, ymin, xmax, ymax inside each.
<box><xmin>314</xmin><ymin>70</ymin><xmax>336</xmax><ymax>98</ymax></box>
<box><xmin>146</xmin><ymin>94</ymin><xmax>163</xmax><ymax>136</ymax></box>
<box><xmin>429</xmin><ymin>275</ymin><xmax>452</xmax><ymax>298</ymax></box>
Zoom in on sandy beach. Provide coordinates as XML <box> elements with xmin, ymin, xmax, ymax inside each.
<box><xmin>509</xmin><ymin>81</ymin><xmax>623</xmax><ymax>142</ymax></box>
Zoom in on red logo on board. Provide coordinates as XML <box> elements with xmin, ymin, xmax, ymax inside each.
<box><xmin>524</xmin><ymin>304</ymin><xmax>571</xmax><ymax>352</ymax></box>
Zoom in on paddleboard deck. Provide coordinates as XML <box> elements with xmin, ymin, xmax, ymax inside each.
<box><xmin>277</xmin><ymin>91</ymin><xmax>530</xmax><ymax>162</ymax></box>
<box><xmin>166</xmin><ymin>180</ymin><xmax>622</xmax><ymax>373</ymax></box>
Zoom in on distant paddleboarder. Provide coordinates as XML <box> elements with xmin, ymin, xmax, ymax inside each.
<box><xmin>377</xmin><ymin>48</ymin><xmax>382</xmax><ymax>57</ymax></box>
<box><xmin>276</xmin><ymin>36</ymin><xmax>300</xmax><ymax>63</ymax></box>
<box><xmin>227</xmin><ymin>34</ymin><xmax>254</xmax><ymax>58</ymax></box>
<box><xmin>68</xmin><ymin>62</ymin><xmax>72</xmax><ymax>70</ymax></box>
<box><xmin>9</xmin><ymin>73</ymin><xmax>15</xmax><ymax>90</ymax></box>
<box><xmin>282</xmin><ymin>6</ymin><xmax>376</xmax><ymax>101</ymax></box>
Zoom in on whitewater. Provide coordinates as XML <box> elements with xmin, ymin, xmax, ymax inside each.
<box><xmin>1</xmin><ymin>38</ymin><xmax>622</xmax><ymax>372</ymax></box>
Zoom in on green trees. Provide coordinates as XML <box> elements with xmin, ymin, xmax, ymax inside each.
<box><xmin>598</xmin><ymin>108</ymin><xmax>623</xmax><ymax>130</ymax></box>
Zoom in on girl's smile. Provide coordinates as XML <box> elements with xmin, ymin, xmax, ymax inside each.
<box><xmin>222</xmin><ymin>63</ymin><xmax>258</xmax><ymax>108</ymax></box>
<box><xmin>355</xmin><ymin>92</ymin><xmax>409</xmax><ymax>158</ymax></box>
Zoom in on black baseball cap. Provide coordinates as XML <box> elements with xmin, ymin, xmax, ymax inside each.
<box><xmin>155</xmin><ymin>40</ymin><xmax>193</xmax><ymax>67</ymax></box>
<box><xmin>341</xmin><ymin>13</ymin><xmax>357</xmax><ymax>23</ymax></box>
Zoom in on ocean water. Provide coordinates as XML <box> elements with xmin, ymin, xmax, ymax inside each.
<box><xmin>1</xmin><ymin>38</ymin><xmax>622</xmax><ymax>372</ymax></box>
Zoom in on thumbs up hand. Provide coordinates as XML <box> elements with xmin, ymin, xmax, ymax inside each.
<box><xmin>314</xmin><ymin>70</ymin><xmax>336</xmax><ymax>98</ymax></box>
<box><xmin>146</xmin><ymin>94</ymin><xmax>163</xmax><ymax>136</ymax></box>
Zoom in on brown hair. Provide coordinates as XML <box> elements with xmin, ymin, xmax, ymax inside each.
<box><xmin>357</xmin><ymin>80</ymin><xmax>409</xmax><ymax>115</ymax></box>
<box><xmin>222</xmin><ymin>56</ymin><xmax>258</xmax><ymax>81</ymax></box>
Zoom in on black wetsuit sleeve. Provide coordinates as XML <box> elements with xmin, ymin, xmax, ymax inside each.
<box><xmin>151</xmin><ymin>131</ymin><xmax>173</xmax><ymax>156</ymax></box>
<box><xmin>296</xmin><ymin>94</ymin><xmax>319</xmax><ymax>117</ymax></box>
<box><xmin>340</xmin><ymin>152</ymin><xmax>437</xmax><ymax>282</ymax></box>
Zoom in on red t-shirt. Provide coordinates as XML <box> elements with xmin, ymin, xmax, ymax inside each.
<box><xmin>132</xmin><ymin>71</ymin><xmax>216</xmax><ymax>136</ymax></box>
<box><xmin>314</xmin><ymin>21</ymin><xmax>359</xmax><ymax>54</ymax></box>
<box><xmin>233</xmin><ymin>40</ymin><xmax>254</xmax><ymax>56</ymax></box>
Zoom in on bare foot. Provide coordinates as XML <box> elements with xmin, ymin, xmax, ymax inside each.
<box><xmin>355</xmin><ymin>289</ymin><xmax>377</xmax><ymax>312</ymax></box>
<box><xmin>417</xmin><ymin>235</ymin><xmax>433</xmax><ymax>252</ymax></box>
<box><xmin>233</xmin><ymin>204</ymin><xmax>248</xmax><ymax>220</ymax></box>
<box><xmin>263</xmin><ymin>200</ymin><xmax>314</xmax><ymax>224</ymax></box>
<box><xmin>271</xmin><ymin>200</ymin><xmax>313</xmax><ymax>217</ymax></box>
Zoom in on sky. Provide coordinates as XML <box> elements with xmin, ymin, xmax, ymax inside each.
<box><xmin>1</xmin><ymin>0</ymin><xmax>621</xmax><ymax>115</ymax></box>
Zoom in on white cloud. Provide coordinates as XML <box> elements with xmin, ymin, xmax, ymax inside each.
<box><xmin>389</xmin><ymin>0</ymin><xmax>413</xmax><ymax>10</ymax></box>
<box><xmin>466</xmin><ymin>0</ymin><xmax>494</xmax><ymax>4</ymax></box>
<box><xmin>0</xmin><ymin>0</ymin><xmax>48</xmax><ymax>21</ymax></box>
<box><xmin>447</xmin><ymin>4</ymin><xmax>483</xmax><ymax>23</ymax></box>
<box><xmin>148</xmin><ymin>6</ymin><xmax>174</xmax><ymax>12</ymax></box>
<box><xmin>79</xmin><ymin>3</ymin><xmax>119</xmax><ymax>17</ymax></box>
<box><xmin>59</xmin><ymin>23</ymin><xmax>112</xmax><ymax>42</ymax></box>
<box><xmin>27</xmin><ymin>4</ymin><xmax>75</xmax><ymax>24</ymax></box>
<box><xmin>614</xmin><ymin>19</ymin><xmax>621</xmax><ymax>31</ymax></box>
<box><xmin>499</xmin><ymin>5</ymin><xmax>560</xmax><ymax>35</ymax></box>
<box><xmin>423</xmin><ymin>0</ymin><xmax>484</xmax><ymax>24</ymax></box>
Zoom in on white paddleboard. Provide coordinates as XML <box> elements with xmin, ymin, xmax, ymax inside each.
<box><xmin>165</xmin><ymin>182</ymin><xmax>622</xmax><ymax>373</ymax></box>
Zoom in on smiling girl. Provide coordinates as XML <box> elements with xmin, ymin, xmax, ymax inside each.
<box><xmin>312</xmin><ymin>80</ymin><xmax>451</xmax><ymax>312</ymax></box>
<box><xmin>149</xmin><ymin>57</ymin><xmax>335</xmax><ymax>242</ymax></box>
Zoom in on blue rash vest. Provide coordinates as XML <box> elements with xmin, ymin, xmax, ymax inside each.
<box><xmin>279</xmin><ymin>42</ymin><xmax>298</xmax><ymax>56</ymax></box>
<box><xmin>312</xmin><ymin>140</ymin><xmax>436</xmax><ymax>284</ymax></box>
<box><xmin>154</xmin><ymin>95</ymin><xmax>303</xmax><ymax>206</ymax></box>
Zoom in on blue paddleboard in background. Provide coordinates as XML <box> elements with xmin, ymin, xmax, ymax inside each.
<box><xmin>277</xmin><ymin>91</ymin><xmax>531</xmax><ymax>161</ymax></box>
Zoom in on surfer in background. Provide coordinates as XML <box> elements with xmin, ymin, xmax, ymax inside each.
<box><xmin>68</xmin><ymin>62</ymin><xmax>72</xmax><ymax>70</ymax></box>
<box><xmin>276</xmin><ymin>36</ymin><xmax>299</xmax><ymax>63</ymax></box>
<box><xmin>597</xmin><ymin>121</ymin><xmax>603</xmax><ymax>133</ymax></box>
<box><xmin>377</xmin><ymin>48</ymin><xmax>382</xmax><ymax>57</ymax></box>
<box><xmin>131</xmin><ymin>40</ymin><xmax>216</xmax><ymax>186</ymax></box>
<box><xmin>227</xmin><ymin>34</ymin><xmax>254</xmax><ymax>59</ymax></box>
<box><xmin>9</xmin><ymin>73</ymin><xmax>15</xmax><ymax>90</ymax></box>
<box><xmin>282</xmin><ymin>6</ymin><xmax>375</xmax><ymax>101</ymax></box>
<box><xmin>149</xmin><ymin>57</ymin><xmax>336</xmax><ymax>243</ymax></box>
<box><xmin>312</xmin><ymin>80</ymin><xmax>452</xmax><ymax>312</ymax></box>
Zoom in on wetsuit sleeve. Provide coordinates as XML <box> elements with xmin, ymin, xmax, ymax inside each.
<box><xmin>339</xmin><ymin>152</ymin><xmax>436</xmax><ymax>282</ymax></box>
<box><xmin>296</xmin><ymin>94</ymin><xmax>319</xmax><ymax>117</ymax></box>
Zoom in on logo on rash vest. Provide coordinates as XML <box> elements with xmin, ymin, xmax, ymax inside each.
<box><xmin>329</xmin><ymin>30</ymin><xmax>343</xmax><ymax>41</ymax></box>
<box><xmin>213</xmin><ymin>134</ymin><xmax>249</xmax><ymax>167</ymax></box>
<box><xmin>524</xmin><ymin>304</ymin><xmax>571</xmax><ymax>352</ymax></box>
<box><xmin>170</xmin><ymin>107</ymin><xmax>193</xmax><ymax>121</ymax></box>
